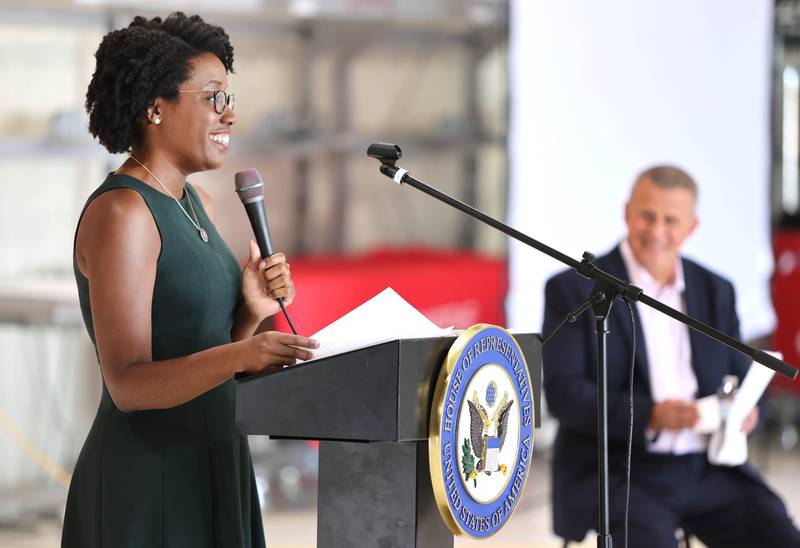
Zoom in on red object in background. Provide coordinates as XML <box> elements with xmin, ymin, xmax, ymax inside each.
<box><xmin>771</xmin><ymin>230</ymin><xmax>800</xmax><ymax>392</ymax></box>
<box><xmin>272</xmin><ymin>247</ymin><xmax>507</xmax><ymax>335</ymax></box>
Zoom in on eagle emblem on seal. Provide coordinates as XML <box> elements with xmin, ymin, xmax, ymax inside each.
<box><xmin>461</xmin><ymin>385</ymin><xmax>515</xmax><ymax>485</ymax></box>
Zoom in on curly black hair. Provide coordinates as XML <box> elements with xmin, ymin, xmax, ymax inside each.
<box><xmin>85</xmin><ymin>12</ymin><xmax>234</xmax><ymax>154</ymax></box>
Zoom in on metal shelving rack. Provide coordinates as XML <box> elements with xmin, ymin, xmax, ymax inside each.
<box><xmin>1</xmin><ymin>1</ymin><xmax>509</xmax><ymax>252</ymax></box>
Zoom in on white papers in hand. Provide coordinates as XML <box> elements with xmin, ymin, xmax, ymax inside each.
<box><xmin>708</xmin><ymin>355</ymin><xmax>777</xmax><ymax>466</ymax></box>
<box><xmin>693</xmin><ymin>394</ymin><xmax>721</xmax><ymax>434</ymax></box>
<box><xmin>303</xmin><ymin>287</ymin><xmax>453</xmax><ymax>363</ymax></box>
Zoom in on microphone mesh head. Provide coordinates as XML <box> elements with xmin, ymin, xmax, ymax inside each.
<box><xmin>234</xmin><ymin>168</ymin><xmax>264</xmax><ymax>201</ymax></box>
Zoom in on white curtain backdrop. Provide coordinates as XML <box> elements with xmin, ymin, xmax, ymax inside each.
<box><xmin>507</xmin><ymin>0</ymin><xmax>774</xmax><ymax>341</ymax></box>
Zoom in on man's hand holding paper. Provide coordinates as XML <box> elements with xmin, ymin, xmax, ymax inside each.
<box><xmin>706</xmin><ymin>357</ymin><xmax>777</xmax><ymax>466</ymax></box>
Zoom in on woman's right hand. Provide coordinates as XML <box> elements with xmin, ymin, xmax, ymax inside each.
<box><xmin>236</xmin><ymin>331</ymin><xmax>319</xmax><ymax>374</ymax></box>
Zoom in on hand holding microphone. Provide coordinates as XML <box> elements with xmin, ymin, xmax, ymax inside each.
<box><xmin>240</xmin><ymin>240</ymin><xmax>294</xmax><ymax>319</ymax></box>
<box><xmin>235</xmin><ymin>168</ymin><xmax>298</xmax><ymax>335</ymax></box>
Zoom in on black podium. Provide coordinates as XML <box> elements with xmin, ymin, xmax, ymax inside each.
<box><xmin>235</xmin><ymin>334</ymin><xmax>542</xmax><ymax>547</ymax></box>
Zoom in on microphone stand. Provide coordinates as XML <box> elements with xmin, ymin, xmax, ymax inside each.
<box><xmin>366</xmin><ymin>142</ymin><xmax>799</xmax><ymax>548</ymax></box>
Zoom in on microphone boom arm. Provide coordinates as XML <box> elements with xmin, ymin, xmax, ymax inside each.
<box><xmin>368</xmin><ymin>142</ymin><xmax>798</xmax><ymax>380</ymax></box>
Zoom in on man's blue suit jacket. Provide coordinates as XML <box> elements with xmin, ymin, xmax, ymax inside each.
<box><xmin>542</xmin><ymin>245</ymin><xmax>752</xmax><ymax>541</ymax></box>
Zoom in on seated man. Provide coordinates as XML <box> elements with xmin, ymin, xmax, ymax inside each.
<box><xmin>543</xmin><ymin>165</ymin><xmax>800</xmax><ymax>547</ymax></box>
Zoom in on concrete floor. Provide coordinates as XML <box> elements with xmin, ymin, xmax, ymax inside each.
<box><xmin>1</xmin><ymin>444</ymin><xmax>798</xmax><ymax>548</ymax></box>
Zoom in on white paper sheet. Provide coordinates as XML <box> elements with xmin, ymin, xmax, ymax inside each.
<box><xmin>301</xmin><ymin>287</ymin><xmax>453</xmax><ymax>363</ymax></box>
<box><xmin>708</xmin><ymin>354</ymin><xmax>778</xmax><ymax>466</ymax></box>
<box><xmin>694</xmin><ymin>394</ymin><xmax>721</xmax><ymax>434</ymax></box>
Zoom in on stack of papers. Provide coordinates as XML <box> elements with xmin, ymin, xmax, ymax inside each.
<box><xmin>302</xmin><ymin>287</ymin><xmax>453</xmax><ymax>363</ymax></box>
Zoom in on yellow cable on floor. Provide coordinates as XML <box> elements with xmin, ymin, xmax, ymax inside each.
<box><xmin>0</xmin><ymin>407</ymin><xmax>71</xmax><ymax>488</ymax></box>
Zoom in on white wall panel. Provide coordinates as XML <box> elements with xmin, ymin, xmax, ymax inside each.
<box><xmin>508</xmin><ymin>1</ymin><xmax>774</xmax><ymax>340</ymax></box>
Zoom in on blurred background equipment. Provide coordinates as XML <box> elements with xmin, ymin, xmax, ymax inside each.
<box><xmin>0</xmin><ymin>0</ymin><xmax>510</xmax><ymax>544</ymax></box>
<box><xmin>766</xmin><ymin>0</ymin><xmax>800</xmax><ymax>451</ymax></box>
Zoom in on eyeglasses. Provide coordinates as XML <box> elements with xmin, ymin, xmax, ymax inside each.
<box><xmin>178</xmin><ymin>89</ymin><xmax>235</xmax><ymax>115</ymax></box>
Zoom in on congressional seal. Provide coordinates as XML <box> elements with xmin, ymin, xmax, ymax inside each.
<box><xmin>428</xmin><ymin>324</ymin><xmax>535</xmax><ymax>538</ymax></box>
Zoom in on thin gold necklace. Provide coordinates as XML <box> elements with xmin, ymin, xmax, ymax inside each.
<box><xmin>128</xmin><ymin>155</ymin><xmax>209</xmax><ymax>243</ymax></box>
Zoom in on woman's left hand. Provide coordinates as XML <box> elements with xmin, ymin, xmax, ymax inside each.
<box><xmin>241</xmin><ymin>240</ymin><xmax>295</xmax><ymax>322</ymax></box>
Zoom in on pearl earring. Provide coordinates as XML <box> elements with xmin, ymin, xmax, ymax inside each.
<box><xmin>154</xmin><ymin>117</ymin><xmax>162</xmax><ymax>125</ymax></box>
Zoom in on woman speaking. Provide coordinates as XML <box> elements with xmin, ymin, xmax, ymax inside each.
<box><xmin>61</xmin><ymin>12</ymin><xmax>317</xmax><ymax>547</ymax></box>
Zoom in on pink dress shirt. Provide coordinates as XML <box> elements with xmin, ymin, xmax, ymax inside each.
<box><xmin>620</xmin><ymin>239</ymin><xmax>707</xmax><ymax>454</ymax></box>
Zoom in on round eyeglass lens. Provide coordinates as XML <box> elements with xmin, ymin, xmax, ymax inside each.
<box><xmin>214</xmin><ymin>91</ymin><xmax>225</xmax><ymax>114</ymax></box>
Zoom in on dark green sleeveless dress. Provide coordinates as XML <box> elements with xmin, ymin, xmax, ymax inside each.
<box><xmin>62</xmin><ymin>174</ymin><xmax>266</xmax><ymax>548</ymax></box>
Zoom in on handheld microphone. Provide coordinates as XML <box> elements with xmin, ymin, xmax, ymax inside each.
<box><xmin>234</xmin><ymin>168</ymin><xmax>298</xmax><ymax>335</ymax></box>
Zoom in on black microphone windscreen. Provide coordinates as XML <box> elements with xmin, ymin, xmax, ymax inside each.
<box><xmin>234</xmin><ymin>169</ymin><xmax>264</xmax><ymax>202</ymax></box>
